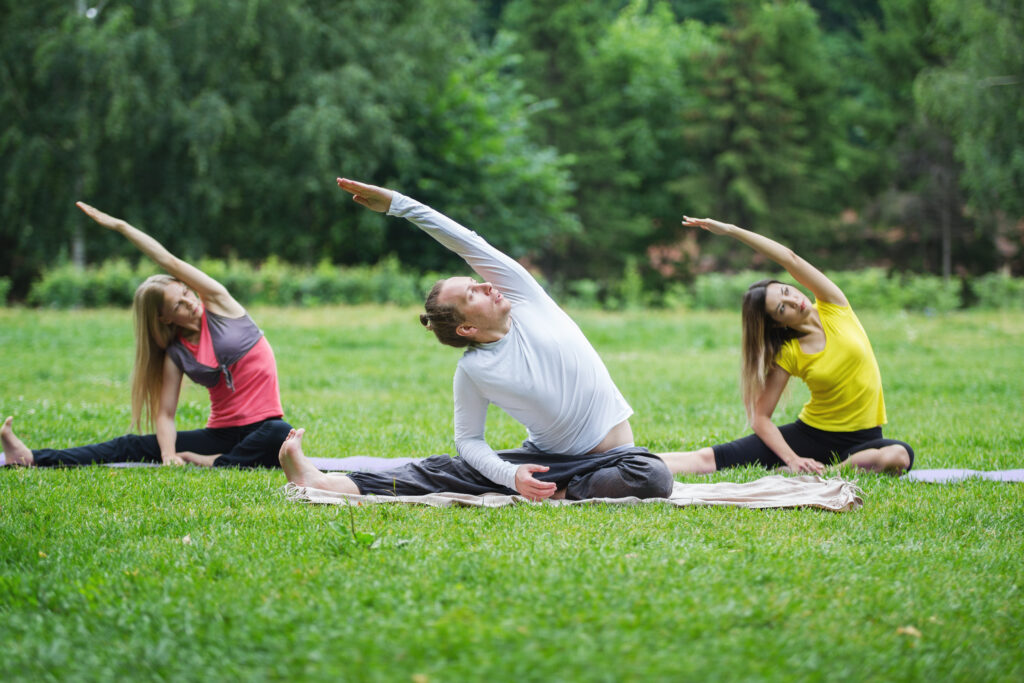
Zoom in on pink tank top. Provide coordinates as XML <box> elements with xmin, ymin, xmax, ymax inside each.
<box><xmin>167</xmin><ymin>311</ymin><xmax>284</xmax><ymax>428</ymax></box>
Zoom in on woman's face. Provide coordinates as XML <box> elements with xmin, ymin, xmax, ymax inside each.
<box><xmin>159</xmin><ymin>281</ymin><xmax>203</xmax><ymax>331</ymax></box>
<box><xmin>763</xmin><ymin>282</ymin><xmax>811</xmax><ymax>327</ymax></box>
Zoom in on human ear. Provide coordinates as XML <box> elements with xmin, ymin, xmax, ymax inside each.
<box><xmin>456</xmin><ymin>324</ymin><xmax>477</xmax><ymax>338</ymax></box>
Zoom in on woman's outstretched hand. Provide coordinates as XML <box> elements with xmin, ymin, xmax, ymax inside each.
<box><xmin>682</xmin><ymin>215</ymin><xmax>733</xmax><ymax>236</ymax></box>
<box><xmin>337</xmin><ymin>178</ymin><xmax>394</xmax><ymax>213</ymax></box>
<box><xmin>76</xmin><ymin>201</ymin><xmax>126</xmax><ymax>232</ymax></box>
<box><xmin>784</xmin><ymin>456</ymin><xmax>825</xmax><ymax>475</ymax></box>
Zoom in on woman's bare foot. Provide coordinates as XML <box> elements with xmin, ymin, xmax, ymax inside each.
<box><xmin>179</xmin><ymin>451</ymin><xmax>221</xmax><ymax>467</ymax></box>
<box><xmin>278</xmin><ymin>429</ymin><xmax>360</xmax><ymax>494</ymax></box>
<box><xmin>1</xmin><ymin>417</ymin><xmax>35</xmax><ymax>466</ymax></box>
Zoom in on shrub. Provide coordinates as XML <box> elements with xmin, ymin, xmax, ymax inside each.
<box><xmin>894</xmin><ymin>273</ymin><xmax>960</xmax><ymax>312</ymax></box>
<box><xmin>608</xmin><ymin>258</ymin><xmax>649</xmax><ymax>310</ymax></box>
<box><xmin>831</xmin><ymin>269</ymin><xmax>960</xmax><ymax>312</ymax></box>
<box><xmin>26</xmin><ymin>260</ymin><xmax>159</xmax><ymax>308</ymax></box>
<box><xmin>27</xmin><ymin>257</ymin><xmax>424</xmax><ymax>308</ymax></box>
<box><xmin>563</xmin><ymin>279</ymin><xmax>602</xmax><ymax>308</ymax></box>
<box><xmin>970</xmin><ymin>272</ymin><xmax>1024</xmax><ymax>310</ymax></box>
<box><xmin>23</xmin><ymin>258</ymin><xmax>1023</xmax><ymax>311</ymax></box>
<box><xmin>690</xmin><ymin>271</ymin><xmax>781</xmax><ymax>310</ymax></box>
<box><xmin>0</xmin><ymin>277</ymin><xmax>10</xmax><ymax>306</ymax></box>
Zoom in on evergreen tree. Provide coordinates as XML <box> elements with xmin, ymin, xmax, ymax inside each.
<box><xmin>676</xmin><ymin>2</ymin><xmax>842</xmax><ymax>248</ymax></box>
<box><xmin>915</xmin><ymin>0</ymin><xmax>1024</xmax><ymax>274</ymax></box>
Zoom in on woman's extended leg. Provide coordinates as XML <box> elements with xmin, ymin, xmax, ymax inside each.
<box><xmin>658</xmin><ymin>447</ymin><xmax>716</xmax><ymax>474</ymax></box>
<box><xmin>9</xmin><ymin>419</ymin><xmax>239</xmax><ymax>468</ymax></box>
<box><xmin>1</xmin><ymin>417</ymin><xmax>34</xmax><ymax>466</ymax></box>
<box><xmin>278</xmin><ymin>429</ymin><xmax>360</xmax><ymax>493</ymax></box>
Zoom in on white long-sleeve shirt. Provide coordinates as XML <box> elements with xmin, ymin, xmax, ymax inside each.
<box><xmin>388</xmin><ymin>192</ymin><xmax>633</xmax><ymax>490</ymax></box>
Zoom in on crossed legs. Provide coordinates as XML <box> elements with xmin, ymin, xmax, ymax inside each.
<box><xmin>658</xmin><ymin>441</ymin><xmax>911</xmax><ymax>475</ymax></box>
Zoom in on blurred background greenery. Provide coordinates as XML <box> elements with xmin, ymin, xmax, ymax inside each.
<box><xmin>3</xmin><ymin>0</ymin><xmax>1022</xmax><ymax>304</ymax></box>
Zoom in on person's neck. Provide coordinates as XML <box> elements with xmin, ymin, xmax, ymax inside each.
<box><xmin>178</xmin><ymin>325</ymin><xmax>201</xmax><ymax>343</ymax></box>
<box><xmin>472</xmin><ymin>316</ymin><xmax>511</xmax><ymax>344</ymax></box>
<box><xmin>789</xmin><ymin>309</ymin><xmax>823</xmax><ymax>337</ymax></box>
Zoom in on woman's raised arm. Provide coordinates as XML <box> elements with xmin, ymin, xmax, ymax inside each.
<box><xmin>683</xmin><ymin>216</ymin><xmax>848</xmax><ymax>306</ymax></box>
<box><xmin>76</xmin><ymin>202</ymin><xmax>243</xmax><ymax>317</ymax></box>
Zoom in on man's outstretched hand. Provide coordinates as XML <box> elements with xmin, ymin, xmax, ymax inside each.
<box><xmin>515</xmin><ymin>463</ymin><xmax>557</xmax><ymax>501</ymax></box>
<box><xmin>76</xmin><ymin>201</ymin><xmax>127</xmax><ymax>232</ymax></box>
<box><xmin>337</xmin><ymin>178</ymin><xmax>394</xmax><ymax>213</ymax></box>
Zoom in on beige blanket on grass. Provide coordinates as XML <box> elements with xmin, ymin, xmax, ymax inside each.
<box><xmin>284</xmin><ymin>474</ymin><xmax>862</xmax><ymax>512</ymax></box>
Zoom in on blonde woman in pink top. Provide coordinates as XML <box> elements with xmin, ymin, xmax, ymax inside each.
<box><xmin>1</xmin><ymin>203</ymin><xmax>290</xmax><ymax>468</ymax></box>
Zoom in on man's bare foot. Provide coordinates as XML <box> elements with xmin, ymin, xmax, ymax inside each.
<box><xmin>278</xmin><ymin>429</ymin><xmax>360</xmax><ymax>494</ymax></box>
<box><xmin>179</xmin><ymin>452</ymin><xmax>220</xmax><ymax>467</ymax></box>
<box><xmin>1</xmin><ymin>417</ymin><xmax>35</xmax><ymax>466</ymax></box>
<box><xmin>279</xmin><ymin>429</ymin><xmax>323</xmax><ymax>487</ymax></box>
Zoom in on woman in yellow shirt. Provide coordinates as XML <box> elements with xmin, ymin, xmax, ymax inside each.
<box><xmin>660</xmin><ymin>217</ymin><xmax>913</xmax><ymax>475</ymax></box>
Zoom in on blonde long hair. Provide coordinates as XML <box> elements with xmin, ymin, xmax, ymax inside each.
<box><xmin>740</xmin><ymin>279</ymin><xmax>801</xmax><ymax>423</ymax></box>
<box><xmin>130</xmin><ymin>274</ymin><xmax>180</xmax><ymax>431</ymax></box>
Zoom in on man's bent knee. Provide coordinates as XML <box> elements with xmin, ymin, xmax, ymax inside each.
<box><xmin>576</xmin><ymin>455</ymin><xmax>673</xmax><ymax>499</ymax></box>
<box><xmin>634</xmin><ymin>457</ymin><xmax>674</xmax><ymax>498</ymax></box>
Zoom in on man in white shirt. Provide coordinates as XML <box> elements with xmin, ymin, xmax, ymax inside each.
<box><xmin>278</xmin><ymin>178</ymin><xmax>673</xmax><ymax>501</ymax></box>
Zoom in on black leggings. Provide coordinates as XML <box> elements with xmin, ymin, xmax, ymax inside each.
<box><xmin>31</xmin><ymin>417</ymin><xmax>292</xmax><ymax>468</ymax></box>
<box><xmin>712</xmin><ymin>420</ymin><xmax>914</xmax><ymax>470</ymax></box>
<box><xmin>348</xmin><ymin>442</ymin><xmax>675</xmax><ymax>500</ymax></box>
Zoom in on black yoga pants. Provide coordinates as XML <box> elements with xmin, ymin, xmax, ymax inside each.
<box><xmin>712</xmin><ymin>419</ymin><xmax>914</xmax><ymax>470</ymax></box>
<box><xmin>32</xmin><ymin>418</ymin><xmax>292</xmax><ymax>468</ymax></box>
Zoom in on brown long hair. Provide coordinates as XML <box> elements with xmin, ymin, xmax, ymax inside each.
<box><xmin>130</xmin><ymin>274</ymin><xmax>180</xmax><ymax>431</ymax></box>
<box><xmin>419</xmin><ymin>279</ymin><xmax>471</xmax><ymax>348</ymax></box>
<box><xmin>740</xmin><ymin>279</ymin><xmax>801</xmax><ymax>422</ymax></box>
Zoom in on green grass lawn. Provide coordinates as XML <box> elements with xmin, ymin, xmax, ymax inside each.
<box><xmin>2</xmin><ymin>306</ymin><xmax>1022</xmax><ymax>682</ymax></box>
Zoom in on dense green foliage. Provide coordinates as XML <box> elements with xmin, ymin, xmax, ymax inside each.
<box><xmin>2</xmin><ymin>307</ymin><xmax>1022</xmax><ymax>680</ymax></box>
<box><xmin>2</xmin><ymin>0</ymin><xmax>1022</xmax><ymax>298</ymax></box>
<box><xmin>21</xmin><ymin>258</ymin><xmax>1024</xmax><ymax>313</ymax></box>
<box><xmin>22</xmin><ymin>257</ymin><xmax>431</xmax><ymax>308</ymax></box>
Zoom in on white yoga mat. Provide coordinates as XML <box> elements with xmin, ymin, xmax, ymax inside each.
<box><xmin>284</xmin><ymin>474</ymin><xmax>863</xmax><ymax>512</ymax></box>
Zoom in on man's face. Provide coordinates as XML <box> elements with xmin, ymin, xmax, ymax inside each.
<box><xmin>438</xmin><ymin>276</ymin><xmax>511</xmax><ymax>338</ymax></box>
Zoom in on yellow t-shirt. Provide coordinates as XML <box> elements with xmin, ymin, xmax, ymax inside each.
<box><xmin>775</xmin><ymin>300</ymin><xmax>887</xmax><ymax>432</ymax></box>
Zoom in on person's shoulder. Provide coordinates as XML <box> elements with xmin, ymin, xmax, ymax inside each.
<box><xmin>456</xmin><ymin>346</ymin><xmax>482</xmax><ymax>366</ymax></box>
<box><xmin>164</xmin><ymin>339</ymin><xmax>188</xmax><ymax>365</ymax></box>
<box><xmin>816</xmin><ymin>299</ymin><xmax>853</xmax><ymax>317</ymax></box>
<box><xmin>777</xmin><ymin>336</ymin><xmax>800</xmax><ymax>358</ymax></box>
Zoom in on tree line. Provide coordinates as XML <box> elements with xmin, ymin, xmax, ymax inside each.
<box><xmin>2</xmin><ymin>0</ymin><xmax>1021</xmax><ymax>300</ymax></box>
